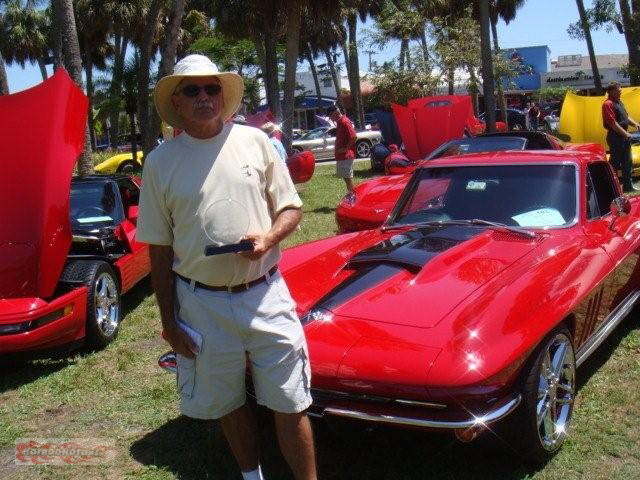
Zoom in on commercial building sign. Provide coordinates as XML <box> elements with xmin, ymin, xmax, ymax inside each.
<box><xmin>542</xmin><ymin>67</ymin><xmax>629</xmax><ymax>88</ymax></box>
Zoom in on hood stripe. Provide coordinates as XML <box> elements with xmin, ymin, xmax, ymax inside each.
<box><xmin>313</xmin><ymin>225</ymin><xmax>486</xmax><ymax>312</ymax></box>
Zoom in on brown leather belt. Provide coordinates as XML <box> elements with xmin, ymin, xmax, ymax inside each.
<box><xmin>175</xmin><ymin>265</ymin><xmax>278</xmax><ymax>293</ymax></box>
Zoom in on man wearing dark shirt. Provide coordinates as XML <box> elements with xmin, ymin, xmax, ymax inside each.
<box><xmin>602</xmin><ymin>82</ymin><xmax>640</xmax><ymax>192</ymax></box>
<box><xmin>329</xmin><ymin>105</ymin><xmax>357</xmax><ymax>195</ymax></box>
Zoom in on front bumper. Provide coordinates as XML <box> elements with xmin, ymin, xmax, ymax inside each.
<box><xmin>308</xmin><ymin>389</ymin><xmax>522</xmax><ymax>430</ymax></box>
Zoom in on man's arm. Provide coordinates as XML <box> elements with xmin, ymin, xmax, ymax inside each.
<box><xmin>603</xmin><ymin>102</ymin><xmax>632</xmax><ymax>138</ymax></box>
<box><xmin>241</xmin><ymin>207</ymin><xmax>302</xmax><ymax>260</ymax></box>
<box><xmin>149</xmin><ymin>244</ymin><xmax>197</xmax><ymax>357</ymax></box>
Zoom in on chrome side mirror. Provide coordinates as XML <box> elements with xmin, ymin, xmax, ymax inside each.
<box><xmin>610</xmin><ymin>196</ymin><xmax>631</xmax><ymax>217</ymax></box>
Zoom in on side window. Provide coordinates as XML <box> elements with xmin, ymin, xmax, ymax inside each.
<box><xmin>587</xmin><ymin>162</ymin><xmax>617</xmax><ymax>218</ymax></box>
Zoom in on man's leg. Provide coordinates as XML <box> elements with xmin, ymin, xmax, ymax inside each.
<box><xmin>622</xmin><ymin>141</ymin><xmax>634</xmax><ymax>191</ymax></box>
<box><xmin>219</xmin><ymin>404</ymin><xmax>260</xmax><ymax>472</ymax></box>
<box><xmin>274</xmin><ymin>411</ymin><xmax>317</xmax><ymax>480</ymax></box>
<box><xmin>344</xmin><ymin>177</ymin><xmax>354</xmax><ymax>193</ymax></box>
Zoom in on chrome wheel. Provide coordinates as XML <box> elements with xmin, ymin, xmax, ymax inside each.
<box><xmin>536</xmin><ymin>332</ymin><xmax>575</xmax><ymax>451</ymax></box>
<box><xmin>356</xmin><ymin>141</ymin><xmax>371</xmax><ymax>158</ymax></box>
<box><xmin>94</xmin><ymin>272</ymin><xmax>120</xmax><ymax>337</ymax></box>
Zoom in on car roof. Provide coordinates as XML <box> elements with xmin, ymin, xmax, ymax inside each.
<box><xmin>424</xmin><ymin>149</ymin><xmax>602</xmax><ymax>167</ymax></box>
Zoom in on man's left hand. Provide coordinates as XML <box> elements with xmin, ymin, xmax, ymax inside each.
<box><xmin>240</xmin><ymin>232</ymin><xmax>272</xmax><ymax>260</ymax></box>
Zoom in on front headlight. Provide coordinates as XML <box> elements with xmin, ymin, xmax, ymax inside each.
<box><xmin>301</xmin><ymin>308</ymin><xmax>333</xmax><ymax>326</ymax></box>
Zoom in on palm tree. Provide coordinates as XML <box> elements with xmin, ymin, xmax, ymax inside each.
<box><xmin>490</xmin><ymin>0</ymin><xmax>526</xmax><ymax>128</ymax></box>
<box><xmin>575</xmin><ymin>0</ymin><xmax>603</xmax><ymax>93</ymax></box>
<box><xmin>618</xmin><ymin>0</ymin><xmax>640</xmax><ymax>85</ymax></box>
<box><xmin>0</xmin><ymin>1</ymin><xmax>50</xmax><ymax>81</ymax></box>
<box><xmin>0</xmin><ymin>55</ymin><xmax>8</xmax><ymax>94</ymax></box>
<box><xmin>52</xmin><ymin>0</ymin><xmax>93</xmax><ymax>175</ymax></box>
<box><xmin>478</xmin><ymin>0</ymin><xmax>497</xmax><ymax>132</ymax></box>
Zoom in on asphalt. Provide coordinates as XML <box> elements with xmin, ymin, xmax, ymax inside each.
<box><xmin>316</xmin><ymin>157</ymin><xmax>371</xmax><ymax>166</ymax></box>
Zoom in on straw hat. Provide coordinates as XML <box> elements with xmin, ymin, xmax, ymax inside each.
<box><xmin>153</xmin><ymin>54</ymin><xmax>244</xmax><ymax>129</ymax></box>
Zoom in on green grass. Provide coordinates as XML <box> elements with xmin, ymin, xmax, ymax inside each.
<box><xmin>1</xmin><ymin>161</ymin><xmax>639</xmax><ymax>479</ymax></box>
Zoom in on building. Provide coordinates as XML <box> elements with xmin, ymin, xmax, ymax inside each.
<box><xmin>541</xmin><ymin>54</ymin><xmax>630</xmax><ymax>90</ymax></box>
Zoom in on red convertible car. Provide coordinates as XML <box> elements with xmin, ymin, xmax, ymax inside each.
<box><xmin>0</xmin><ymin>71</ymin><xmax>150</xmax><ymax>356</ymax></box>
<box><xmin>337</xmin><ymin>131</ymin><xmax>605</xmax><ymax>232</ymax></box>
<box><xmin>282</xmin><ymin>150</ymin><xmax>640</xmax><ymax>460</ymax></box>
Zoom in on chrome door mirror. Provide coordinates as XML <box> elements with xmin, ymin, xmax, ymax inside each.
<box><xmin>610</xmin><ymin>196</ymin><xmax>631</xmax><ymax>217</ymax></box>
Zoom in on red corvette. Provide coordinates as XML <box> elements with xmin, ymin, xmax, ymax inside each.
<box><xmin>283</xmin><ymin>150</ymin><xmax>640</xmax><ymax>460</ymax></box>
<box><xmin>337</xmin><ymin>131</ymin><xmax>605</xmax><ymax>233</ymax></box>
<box><xmin>0</xmin><ymin>71</ymin><xmax>150</xmax><ymax>356</ymax></box>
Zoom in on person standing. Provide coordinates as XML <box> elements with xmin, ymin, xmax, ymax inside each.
<box><xmin>603</xmin><ymin>82</ymin><xmax>640</xmax><ymax>192</ymax></box>
<box><xmin>137</xmin><ymin>54</ymin><xmax>317</xmax><ymax>480</ymax></box>
<box><xmin>528</xmin><ymin>102</ymin><xmax>540</xmax><ymax>131</ymax></box>
<box><xmin>260</xmin><ymin>122</ymin><xmax>288</xmax><ymax>164</ymax></box>
<box><xmin>328</xmin><ymin>105</ymin><xmax>357</xmax><ymax>196</ymax></box>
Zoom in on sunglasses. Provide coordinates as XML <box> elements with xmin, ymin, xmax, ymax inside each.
<box><xmin>179</xmin><ymin>83</ymin><xmax>222</xmax><ymax>97</ymax></box>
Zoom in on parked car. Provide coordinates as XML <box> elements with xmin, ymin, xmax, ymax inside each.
<box><xmin>282</xmin><ymin>150</ymin><xmax>640</xmax><ymax>461</ymax></box>
<box><xmin>479</xmin><ymin>108</ymin><xmax>527</xmax><ymax>130</ymax></box>
<box><xmin>0</xmin><ymin>71</ymin><xmax>150</xmax><ymax>356</ymax></box>
<box><xmin>543</xmin><ymin>110</ymin><xmax>560</xmax><ymax>131</ymax></box>
<box><xmin>336</xmin><ymin>132</ymin><xmax>604</xmax><ymax>232</ymax></box>
<box><xmin>291</xmin><ymin>125</ymin><xmax>382</xmax><ymax>160</ymax></box>
<box><xmin>95</xmin><ymin>150</ymin><xmax>144</xmax><ymax>174</ymax></box>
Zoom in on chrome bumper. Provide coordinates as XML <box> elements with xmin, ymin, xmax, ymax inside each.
<box><xmin>314</xmin><ymin>395</ymin><xmax>522</xmax><ymax>429</ymax></box>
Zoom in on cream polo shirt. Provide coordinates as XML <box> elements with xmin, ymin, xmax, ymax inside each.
<box><xmin>136</xmin><ymin>123</ymin><xmax>302</xmax><ymax>286</ymax></box>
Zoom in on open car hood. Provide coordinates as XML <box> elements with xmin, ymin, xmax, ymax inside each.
<box><xmin>392</xmin><ymin>95</ymin><xmax>479</xmax><ymax>161</ymax></box>
<box><xmin>559</xmin><ymin>87</ymin><xmax>640</xmax><ymax>145</ymax></box>
<box><xmin>0</xmin><ymin>70</ymin><xmax>88</xmax><ymax>299</ymax></box>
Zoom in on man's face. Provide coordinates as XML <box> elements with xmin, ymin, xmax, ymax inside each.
<box><xmin>609</xmin><ymin>86</ymin><xmax>622</xmax><ymax>101</ymax></box>
<box><xmin>172</xmin><ymin>76</ymin><xmax>224</xmax><ymax>126</ymax></box>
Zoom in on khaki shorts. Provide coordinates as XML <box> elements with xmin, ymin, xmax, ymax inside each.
<box><xmin>336</xmin><ymin>159</ymin><xmax>354</xmax><ymax>178</ymax></box>
<box><xmin>174</xmin><ymin>270</ymin><xmax>312</xmax><ymax>419</ymax></box>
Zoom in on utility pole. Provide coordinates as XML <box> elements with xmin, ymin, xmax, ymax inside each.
<box><xmin>364</xmin><ymin>49</ymin><xmax>376</xmax><ymax>71</ymax></box>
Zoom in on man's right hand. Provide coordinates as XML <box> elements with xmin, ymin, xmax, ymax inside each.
<box><xmin>163</xmin><ymin>324</ymin><xmax>198</xmax><ymax>358</ymax></box>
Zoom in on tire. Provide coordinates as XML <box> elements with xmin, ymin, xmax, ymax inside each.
<box><xmin>61</xmin><ymin>260</ymin><xmax>121</xmax><ymax>349</ymax></box>
<box><xmin>356</xmin><ymin>140</ymin><xmax>372</xmax><ymax>158</ymax></box>
<box><xmin>496</xmin><ymin>326</ymin><xmax>576</xmax><ymax>463</ymax></box>
<box><xmin>291</xmin><ymin>147</ymin><xmax>303</xmax><ymax>155</ymax></box>
<box><xmin>117</xmin><ymin>160</ymin><xmax>137</xmax><ymax>174</ymax></box>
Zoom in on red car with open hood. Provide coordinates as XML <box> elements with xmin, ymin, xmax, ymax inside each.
<box><xmin>0</xmin><ymin>71</ymin><xmax>150</xmax><ymax>356</ymax></box>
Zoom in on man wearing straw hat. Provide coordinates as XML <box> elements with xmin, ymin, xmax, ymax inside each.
<box><xmin>137</xmin><ymin>54</ymin><xmax>317</xmax><ymax>480</ymax></box>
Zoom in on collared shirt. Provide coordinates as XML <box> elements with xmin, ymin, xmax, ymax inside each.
<box><xmin>269</xmin><ymin>137</ymin><xmax>288</xmax><ymax>164</ymax></box>
<box><xmin>603</xmin><ymin>98</ymin><xmax>630</xmax><ymax>132</ymax></box>
<box><xmin>334</xmin><ymin>115</ymin><xmax>357</xmax><ymax>161</ymax></box>
<box><xmin>136</xmin><ymin>123</ymin><xmax>302</xmax><ymax>286</ymax></box>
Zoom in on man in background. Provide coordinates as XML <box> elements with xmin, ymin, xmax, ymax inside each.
<box><xmin>329</xmin><ymin>105</ymin><xmax>357</xmax><ymax>197</ymax></box>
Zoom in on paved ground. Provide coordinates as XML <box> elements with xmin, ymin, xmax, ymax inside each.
<box><xmin>316</xmin><ymin>157</ymin><xmax>371</xmax><ymax>166</ymax></box>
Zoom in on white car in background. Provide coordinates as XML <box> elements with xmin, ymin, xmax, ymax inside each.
<box><xmin>291</xmin><ymin>126</ymin><xmax>382</xmax><ymax>160</ymax></box>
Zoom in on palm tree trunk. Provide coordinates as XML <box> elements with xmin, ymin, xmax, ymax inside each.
<box><xmin>324</xmin><ymin>47</ymin><xmax>344</xmax><ymax>111</ymax></box>
<box><xmin>405</xmin><ymin>41</ymin><xmax>412</xmax><ymax>70</ymax></box>
<box><xmin>282</xmin><ymin>2</ymin><xmax>302</xmax><ymax>152</ymax></box>
<box><xmin>491</xmin><ymin>17</ymin><xmax>509</xmax><ymax>129</ymax></box>
<box><xmin>468</xmin><ymin>64</ymin><xmax>480</xmax><ymax>116</ymax></box>
<box><xmin>129</xmin><ymin>112</ymin><xmax>138</xmax><ymax>163</ymax></box>
<box><xmin>109</xmin><ymin>34</ymin><xmax>127</xmax><ymax>147</ymax></box>
<box><xmin>306</xmin><ymin>45</ymin><xmax>322</xmax><ymax>104</ymax></box>
<box><xmin>399</xmin><ymin>38</ymin><xmax>407</xmax><ymax>71</ymax></box>
<box><xmin>0</xmin><ymin>54</ymin><xmax>9</xmax><ymax>95</ymax></box>
<box><xmin>263</xmin><ymin>27</ymin><xmax>281</xmax><ymax>121</ymax></box>
<box><xmin>479</xmin><ymin>0</ymin><xmax>496</xmax><ymax>132</ymax></box>
<box><xmin>575</xmin><ymin>0</ymin><xmax>603</xmax><ymax>93</ymax></box>
<box><xmin>38</xmin><ymin>59</ymin><xmax>48</xmax><ymax>80</ymax></box>
<box><xmin>420</xmin><ymin>29</ymin><xmax>430</xmax><ymax>68</ymax></box>
<box><xmin>347</xmin><ymin>13</ymin><xmax>364</xmax><ymax>129</ymax></box>
<box><xmin>448</xmin><ymin>67</ymin><xmax>455</xmax><ymax>95</ymax></box>
<box><xmin>85</xmin><ymin>58</ymin><xmax>96</xmax><ymax>150</ymax></box>
<box><xmin>150</xmin><ymin>0</ymin><xmax>186</xmax><ymax>148</ymax></box>
<box><xmin>52</xmin><ymin>0</ymin><xmax>93</xmax><ymax>175</ymax></box>
<box><xmin>619</xmin><ymin>0</ymin><xmax>640</xmax><ymax>86</ymax></box>
<box><xmin>138</xmin><ymin>0</ymin><xmax>163</xmax><ymax>158</ymax></box>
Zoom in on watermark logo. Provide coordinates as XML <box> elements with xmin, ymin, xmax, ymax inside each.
<box><xmin>15</xmin><ymin>438</ymin><xmax>117</xmax><ymax>465</ymax></box>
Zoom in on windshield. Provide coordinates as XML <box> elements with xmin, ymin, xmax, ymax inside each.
<box><xmin>427</xmin><ymin>137</ymin><xmax>527</xmax><ymax>160</ymax></box>
<box><xmin>391</xmin><ymin>164</ymin><xmax>577</xmax><ymax>228</ymax></box>
<box><xmin>70</xmin><ymin>181</ymin><xmax>123</xmax><ymax>228</ymax></box>
<box><xmin>299</xmin><ymin>127</ymin><xmax>328</xmax><ymax>140</ymax></box>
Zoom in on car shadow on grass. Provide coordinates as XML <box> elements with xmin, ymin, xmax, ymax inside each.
<box><xmin>130</xmin><ymin>409</ymin><xmax>544</xmax><ymax>480</ymax></box>
<box><xmin>310</xmin><ymin>206</ymin><xmax>335</xmax><ymax>214</ymax></box>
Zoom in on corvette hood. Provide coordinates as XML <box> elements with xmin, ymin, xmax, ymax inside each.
<box><xmin>0</xmin><ymin>70</ymin><xmax>88</xmax><ymax>299</ymax></box>
<box><xmin>311</xmin><ymin>225</ymin><xmax>541</xmax><ymax>328</ymax></box>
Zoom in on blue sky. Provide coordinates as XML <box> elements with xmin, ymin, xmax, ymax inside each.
<box><xmin>5</xmin><ymin>0</ymin><xmax>630</xmax><ymax>93</ymax></box>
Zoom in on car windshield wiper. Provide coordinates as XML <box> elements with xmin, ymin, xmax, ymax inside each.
<box><xmin>382</xmin><ymin>219</ymin><xmax>536</xmax><ymax>239</ymax></box>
